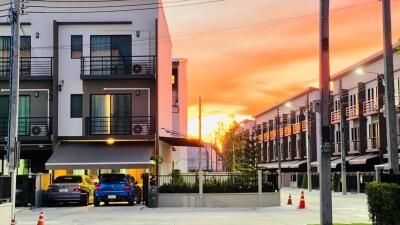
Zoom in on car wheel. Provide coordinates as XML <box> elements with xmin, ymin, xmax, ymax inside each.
<box><xmin>94</xmin><ymin>199</ymin><xmax>100</xmax><ymax>207</ymax></box>
<box><xmin>47</xmin><ymin>200</ymin><xmax>55</xmax><ymax>207</ymax></box>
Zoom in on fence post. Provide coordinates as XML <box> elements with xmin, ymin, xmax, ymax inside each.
<box><xmin>295</xmin><ymin>172</ymin><xmax>299</xmax><ymax>188</ymax></box>
<box><xmin>198</xmin><ymin>170</ymin><xmax>204</xmax><ymax>207</ymax></box>
<box><xmin>375</xmin><ymin>167</ymin><xmax>381</xmax><ymax>183</ymax></box>
<box><xmin>356</xmin><ymin>171</ymin><xmax>361</xmax><ymax>193</ymax></box>
<box><xmin>258</xmin><ymin>170</ymin><xmax>262</xmax><ymax>207</ymax></box>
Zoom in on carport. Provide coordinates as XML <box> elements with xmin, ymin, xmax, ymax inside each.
<box><xmin>46</xmin><ymin>142</ymin><xmax>154</xmax><ymax>170</ymax></box>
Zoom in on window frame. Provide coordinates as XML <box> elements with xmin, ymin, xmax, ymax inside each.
<box><xmin>71</xmin><ymin>35</ymin><xmax>83</xmax><ymax>59</ymax></box>
<box><xmin>70</xmin><ymin>94</ymin><xmax>83</xmax><ymax>118</ymax></box>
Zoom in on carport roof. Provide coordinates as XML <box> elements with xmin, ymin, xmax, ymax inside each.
<box><xmin>46</xmin><ymin>142</ymin><xmax>154</xmax><ymax>170</ymax></box>
<box><xmin>348</xmin><ymin>154</ymin><xmax>379</xmax><ymax>165</ymax></box>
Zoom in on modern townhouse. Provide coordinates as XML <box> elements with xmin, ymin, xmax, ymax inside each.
<box><xmin>254</xmin><ymin>87</ymin><xmax>321</xmax><ymax>187</ymax></box>
<box><xmin>0</xmin><ymin>0</ymin><xmax>191</xmax><ymax>198</ymax></box>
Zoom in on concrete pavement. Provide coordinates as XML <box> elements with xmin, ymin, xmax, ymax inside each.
<box><xmin>14</xmin><ymin>188</ymin><xmax>371</xmax><ymax>225</ymax></box>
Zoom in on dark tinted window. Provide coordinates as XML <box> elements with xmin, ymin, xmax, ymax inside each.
<box><xmin>100</xmin><ymin>174</ymin><xmax>127</xmax><ymax>184</ymax></box>
<box><xmin>54</xmin><ymin>176</ymin><xmax>82</xmax><ymax>183</ymax></box>
<box><xmin>71</xmin><ymin>35</ymin><xmax>83</xmax><ymax>59</ymax></box>
<box><xmin>70</xmin><ymin>94</ymin><xmax>82</xmax><ymax>118</ymax></box>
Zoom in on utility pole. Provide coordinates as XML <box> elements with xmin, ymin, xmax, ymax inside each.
<box><xmin>319</xmin><ymin>0</ymin><xmax>333</xmax><ymax>224</ymax></box>
<box><xmin>305</xmin><ymin>93</ymin><xmax>312</xmax><ymax>192</ymax></box>
<box><xmin>7</xmin><ymin>0</ymin><xmax>21</xmax><ymax>221</ymax></box>
<box><xmin>198</xmin><ymin>96</ymin><xmax>202</xmax><ymax>171</ymax></box>
<box><xmin>339</xmin><ymin>79</ymin><xmax>347</xmax><ymax>194</ymax></box>
<box><xmin>276</xmin><ymin>107</ymin><xmax>281</xmax><ymax>189</ymax></box>
<box><xmin>382</xmin><ymin>0</ymin><xmax>399</xmax><ymax>174</ymax></box>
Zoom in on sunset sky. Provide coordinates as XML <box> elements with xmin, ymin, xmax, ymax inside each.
<box><xmin>164</xmin><ymin>0</ymin><xmax>400</xmax><ymax>139</ymax></box>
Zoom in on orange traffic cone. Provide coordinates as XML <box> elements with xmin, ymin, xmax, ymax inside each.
<box><xmin>11</xmin><ymin>219</ymin><xmax>16</xmax><ymax>225</ymax></box>
<box><xmin>287</xmin><ymin>194</ymin><xmax>292</xmax><ymax>205</ymax></box>
<box><xmin>298</xmin><ymin>191</ymin><xmax>305</xmax><ymax>209</ymax></box>
<box><xmin>37</xmin><ymin>212</ymin><xmax>45</xmax><ymax>225</ymax></box>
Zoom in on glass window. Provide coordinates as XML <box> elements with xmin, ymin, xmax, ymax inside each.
<box><xmin>54</xmin><ymin>176</ymin><xmax>82</xmax><ymax>183</ymax></box>
<box><xmin>71</xmin><ymin>35</ymin><xmax>83</xmax><ymax>59</ymax></box>
<box><xmin>70</xmin><ymin>94</ymin><xmax>82</xmax><ymax>118</ymax></box>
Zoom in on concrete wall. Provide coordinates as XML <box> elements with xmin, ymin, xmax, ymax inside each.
<box><xmin>0</xmin><ymin>203</ymin><xmax>11</xmax><ymax>225</ymax></box>
<box><xmin>158</xmin><ymin>192</ymin><xmax>280</xmax><ymax>207</ymax></box>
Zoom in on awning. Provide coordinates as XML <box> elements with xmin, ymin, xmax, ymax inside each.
<box><xmin>331</xmin><ymin>156</ymin><xmax>358</xmax><ymax>169</ymax></box>
<box><xmin>348</xmin><ymin>154</ymin><xmax>379</xmax><ymax>165</ymax></box>
<box><xmin>375</xmin><ymin>162</ymin><xmax>400</xmax><ymax>170</ymax></box>
<box><xmin>383</xmin><ymin>153</ymin><xmax>400</xmax><ymax>158</ymax></box>
<box><xmin>289</xmin><ymin>160</ymin><xmax>307</xmax><ymax>169</ymax></box>
<box><xmin>311</xmin><ymin>157</ymin><xmax>340</xmax><ymax>168</ymax></box>
<box><xmin>160</xmin><ymin>136</ymin><xmax>204</xmax><ymax>147</ymax></box>
<box><xmin>46</xmin><ymin>142</ymin><xmax>154</xmax><ymax>170</ymax></box>
<box><xmin>281</xmin><ymin>161</ymin><xmax>294</xmax><ymax>169</ymax></box>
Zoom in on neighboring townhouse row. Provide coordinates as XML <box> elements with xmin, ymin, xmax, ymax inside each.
<box><xmin>0</xmin><ymin>0</ymin><xmax>193</xmax><ymax>189</ymax></box>
<box><xmin>250</xmin><ymin>45</ymin><xmax>400</xmax><ymax>187</ymax></box>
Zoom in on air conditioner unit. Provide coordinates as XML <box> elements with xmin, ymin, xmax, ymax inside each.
<box><xmin>132</xmin><ymin>123</ymin><xmax>148</xmax><ymax>135</ymax></box>
<box><xmin>132</xmin><ymin>63</ymin><xmax>149</xmax><ymax>75</ymax></box>
<box><xmin>30</xmin><ymin>125</ymin><xmax>47</xmax><ymax>136</ymax></box>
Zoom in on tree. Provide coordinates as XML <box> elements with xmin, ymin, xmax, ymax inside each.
<box><xmin>221</xmin><ymin>122</ymin><xmax>246</xmax><ymax>172</ymax></box>
<box><xmin>237</xmin><ymin>135</ymin><xmax>261</xmax><ymax>173</ymax></box>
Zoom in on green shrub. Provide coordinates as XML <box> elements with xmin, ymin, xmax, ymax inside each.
<box><xmin>365</xmin><ymin>182</ymin><xmax>400</xmax><ymax>225</ymax></box>
<box><xmin>302</xmin><ymin>175</ymin><xmax>308</xmax><ymax>189</ymax></box>
<box><xmin>332</xmin><ymin>173</ymin><xmax>340</xmax><ymax>192</ymax></box>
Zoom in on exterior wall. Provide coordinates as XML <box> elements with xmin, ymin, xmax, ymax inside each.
<box><xmin>0</xmin><ymin>203</ymin><xmax>11</xmax><ymax>225</ymax></box>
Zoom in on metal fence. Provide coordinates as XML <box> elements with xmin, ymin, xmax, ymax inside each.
<box><xmin>85</xmin><ymin>116</ymin><xmax>155</xmax><ymax>136</ymax></box>
<box><xmin>0</xmin><ymin>176</ymin><xmax>11</xmax><ymax>203</ymax></box>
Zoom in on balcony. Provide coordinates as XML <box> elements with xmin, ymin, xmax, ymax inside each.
<box><xmin>81</xmin><ymin>56</ymin><xmax>156</xmax><ymax>79</ymax></box>
<box><xmin>348</xmin><ymin>140</ymin><xmax>360</xmax><ymax>154</ymax></box>
<box><xmin>363</xmin><ymin>99</ymin><xmax>379</xmax><ymax>116</ymax></box>
<box><xmin>85</xmin><ymin>116</ymin><xmax>155</xmax><ymax>137</ymax></box>
<box><xmin>279</xmin><ymin>128</ymin><xmax>284</xmax><ymax>137</ymax></box>
<box><xmin>333</xmin><ymin>142</ymin><xmax>341</xmax><ymax>155</ymax></box>
<box><xmin>367</xmin><ymin>137</ymin><xmax>380</xmax><ymax>151</ymax></box>
<box><xmin>292</xmin><ymin>123</ymin><xmax>301</xmax><ymax>134</ymax></box>
<box><xmin>284</xmin><ymin>125</ymin><xmax>292</xmax><ymax>136</ymax></box>
<box><xmin>263</xmin><ymin>132</ymin><xmax>269</xmax><ymax>141</ymax></box>
<box><xmin>0</xmin><ymin>117</ymin><xmax>52</xmax><ymax>139</ymax></box>
<box><xmin>0</xmin><ymin>57</ymin><xmax>53</xmax><ymax>80</ymax></box>
<box><xmin>269</xmin><ymin>130</ymin><xmax>276</xmax><ymax>140</ymax></box>
<box><xmin>346</xmin><ymin>105</ymin><xmax>359</xmax><ymax>120</ymax></box>
<box><xmin>301</xmin><ymin>120</ymin><xmax>309</xmax><ymax>132</ymax></box>
<box><xmin>330</xmin><ymin>110</ymin><xmax>340</xmax><ymax>124</ymax></box>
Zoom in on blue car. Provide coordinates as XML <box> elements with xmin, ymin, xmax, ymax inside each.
<box><xmin>94</xmin><ymin>174</ymin><xmax>141</xmax><ymax>206</ymax></box>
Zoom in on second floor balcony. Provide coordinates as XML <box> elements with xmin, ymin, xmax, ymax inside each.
<box><xmin>346</xmin><ymin>105</ymin><xmax>359</xmax><ymax>120</ymax></box>
<box><xmin>301</xmin><ymin>120</ymin><xmax>309</xmax><ymax>132</ymax></box>
<box><xmin>333</xmin><ymin>142</ymin><xmax>341</xmax><ymax>155</ymax></box>
<box><xmin>367</xmin><ymin>137</ymin><xmax>380</xmax><ymax>151</ymax></box>
<box><xmin>348</xmin><ymin>140</ymin><xmax>360</xmax><ymax>154</ymax></box>
<box><xmin>284</xmin><ymin>125</ymin><xmax>292</xmax><ymax>136</ymax></box>
<box><xmin>81</xmin><ymin>56</ymin><xmax>156</xmax><ymax>79</ymax></box>
<box><xmin>0</xmin><ymin>117</ymin><xmax>52</xmax><ymax>139</ymax></box>
<box><xmin>84</xmin><ymin>116</ymin><xmax>155</xmax><ymax>137</ymax></box>
<box><xmin>331</xmin><ymin>110</ymin><xmax>340</xmax><ymax>124</ymax></box>
<box><xmin>292</xmin><ymin>123</ymin><xmax>301</xmax><ymax>134</ymax></box>
<box><xmin>0</xmin><ymin>57</ymin><xmax>53</xmax><ymax>80</ymax></box>
<box><xmin>363</xmin><ymin>99</ymin><xmax>379</xmax><ymax>116</ymax></box>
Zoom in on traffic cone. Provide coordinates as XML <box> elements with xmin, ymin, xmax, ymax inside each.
<box><xmin>298</xmin><ymin>191</ymin><xmax>305</xmax><ymax>209</ymax></box>
<box><xmin>287</xmin><ymin>194</ymin><xmax>292</xmax><ymax>205</ymax></box>
<box><xmin>37</xmin><ymin>212</ymin><xmax>45</xmax><ymax>225</ymax></box>
<box><xmin>10</xmin><ymin>219</ymin><xmax>16</xmax><ymax>225</ymax></box>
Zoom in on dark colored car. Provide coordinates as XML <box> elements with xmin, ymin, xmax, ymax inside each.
<box><xmin>94</xmin><ymin>174</ymin><xmax>141</xmax><ymax>206</ymax></box>
<box><xmin>47</xmin><ymin>175</ymin><xmax>95</xmax><ymax>206</ymax></box>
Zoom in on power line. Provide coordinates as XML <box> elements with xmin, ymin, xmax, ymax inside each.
<box><xmin>26</xmin><ymin>0</ymin><xmax>196</xmax><ymax>6</ymax></box>
<box><xmin>25</xmin><ymin>0</ymin><xmax>225</xmax><ymax>13</ymax></box>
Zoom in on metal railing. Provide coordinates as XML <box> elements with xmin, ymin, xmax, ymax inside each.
<box><xmin>0</xmin><ymin>176</ymin><xmax>11</xmax><ymax>203</ymax></box>
<box><xmin>0</xmin><ymin>57</ymin><xmax>53</xmax><ymax>77</ymax></box>
<box><xmin>269</xmin><ymin>130</ymin><xmax>276</xmax><ymax>140</ymax></box>
<box><xmin>367</xmin><ymin>137</ymin><xmax>380</xmax><ymax>150</ymax></box>
<box><xmin>81</xmin><ymin>56</ymin><xmax>156</xmax><ymax>78</ymax></box>
<box><xmin>292</xmin><ymin>123</ymin><xmax>301</xmax><ymax>134</ymax></box>
<box><xmin>85</xmin><ymin>116</ymin><xmax>155</xmax><ymax>136</ymax></box>
<box><xmin>363</xmin><ymin>99</ymin><xmax>379</xmax><ymax>115</ymax></box>
<box><xmin>349</xmin><ymin>140</ymin><xmax>360</xmax><ymax>153</ymax></box>
<box><xmin>346</xmin><ymin>105</ymin><xmax>359</xmax><ymax>120</ymax></box>
<box><xmin>279</xmin><ymin>128</ymin><xmax>284</xmax><ymax>137</ymax></box>
<box><xmin>284</xmin><ymin>125</ymin><xmax>292</xmax><ymax>136</ymax></box>
<box><xmin>331</xmin><ymin>110</ymin><xmax>340</xmax><ymax>124</ymax></box>
<box><xmin>301</xmin><ymin>120</ymin><xmax>309</xmax><ymax>132</ymax></box>
<box><xmin>333</xmin><ymin>142</ymin><xmax>341</xmax><ymax>155</ymax></box>
<box><xmin>0</xmin><ymin>117</ymin><xmax>52</xmax><ymax>137</ymax></box>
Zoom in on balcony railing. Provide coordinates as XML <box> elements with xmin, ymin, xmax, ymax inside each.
<box><xmin>363</xmin><ymin>99</ymin><xmax>379</xmax><ymax>115</ymax></box>
<box><xmin>0</xmin><ymin>57</ymin><xmax>53</xmax><ymax>78</ymax></box>
<box><xmin>367</xmin><ymin>137</ymin><xmax>380</xmax><ymax>150</ymax></box>
<box><xmin>269</xmin><ymin>130</ymin><xmax>276</xmax><ymax>140</ymax></box>
<box><xmin>284</xmin><ymin>125</ymin><xmax>292</xmax><ymax>136</ymax></box>
<box><xmin>349</xmin><ymin>140</ymin><xmax>360</xmax><ymax>154</ymax></box>
<box><xmin>279</xmin><ymin>128</ymin><xmax>284</xmax><ymax>137</ymax></box>
<box><xmin>81</xmin><ymin>56</ymin><xmax>156</xmax><ymax>78</ymax></box>
<box><xmin>302</xmin><ymin>120</ymin><xmax>309</xmax><ymax>132</ymax></box>
<box><xmin>331</xmin><ymin>110</ymin><xmax>340</xmax><ymax>124</ymax></box>
<box><xmin>333</xmin><ymin>142</ymin><xmax>341</xmax><ymax>155</ymax></box>
<box><xmin>292</xmin><ymin>123</ymin><xmax>301</xmax><ymax>134</ymax></box>
<box><xmin>0</xmin><ymin>117</ymin><xmax>52</xmax><ymax>137</ymax></box>
<box><xmin>346</xmin><ymin>105</ymin><xmax>359</xmax><ymax>120</ymax></box>
<box><xmin>263</xmin><ymin>132</ymin><xmax>269</xmax><ymax>141</ymax></box>
<box><xmin>85</xmin><ymin>116</ymin><xmax>155</xmax><ymax>136</ymax></box>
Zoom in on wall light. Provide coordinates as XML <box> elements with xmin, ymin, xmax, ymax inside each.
<box><xmin>58</xmin><ymin>80</ymin><xmax>64</xmax><ymax>92</ymax></box>
<box><xmin>106</xmin><ymin>138</ymin><xmax>115</xmax><ymax>145</ymax></box>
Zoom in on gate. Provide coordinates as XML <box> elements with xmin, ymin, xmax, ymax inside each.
<box><xmin>16</xmin><ymin>175</ymin><xmax>36</xmax><ymax>207</ymax></box>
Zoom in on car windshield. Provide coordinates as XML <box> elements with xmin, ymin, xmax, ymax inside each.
<box><xmin>100</xmin><ymin>174</ymin><xmax>127</xmax><ymax>184</ymax></box>
<box><xmin>54</xmin><ymin>176</ymin><xmax>82</xmax><ymax>183</ymax></box>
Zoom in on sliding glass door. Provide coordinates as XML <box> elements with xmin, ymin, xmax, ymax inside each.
<box><xmin>0</xmin><ymin>95</ymin><xmax>30</xmax><ymax>136</ymax></box>
<box><xmin>90</xmin><ymin>94</ymin><xmax>131</xmax><ymax>134</ymax></box>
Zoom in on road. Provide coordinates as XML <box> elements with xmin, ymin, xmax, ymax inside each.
<box><xmin>15</xmin><ymin>188</ymin><xmax>371</xmax><ymax>225</ymax></box>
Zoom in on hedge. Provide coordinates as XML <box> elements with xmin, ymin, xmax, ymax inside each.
<box><xmin>365</xmin><ymin>182</ymin><xmax>400</xmax><ymax>225</ymax></box>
